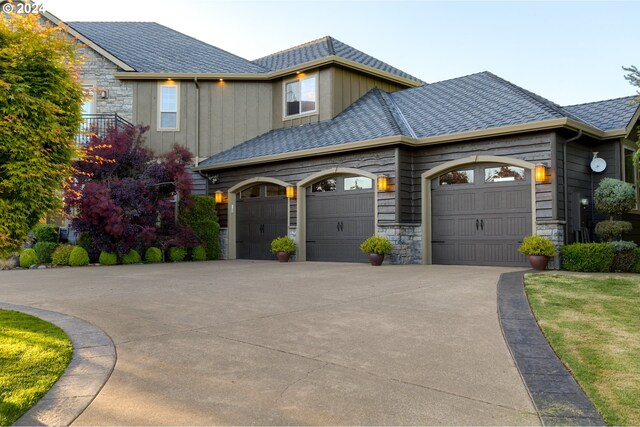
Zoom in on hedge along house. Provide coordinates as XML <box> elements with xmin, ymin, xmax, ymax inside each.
<box><xmin>43</xmin><ymin>12</ymin><xmax>640</xmax><ymax>266</ymax></box>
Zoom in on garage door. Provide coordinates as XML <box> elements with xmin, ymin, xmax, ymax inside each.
<box><xmin>431</xmin><ymin>164</ymin><xmax>532</xmax><ymax>266</ymax></box>
<box><xmin>306</xmin><ymin>175</ymin><xmax>374</xmax><ymax>263</ymax></box>
<box><xmin>236</xmin><ymin>184</ymin><xmax>288</xmax><ymax>260</ymax></box>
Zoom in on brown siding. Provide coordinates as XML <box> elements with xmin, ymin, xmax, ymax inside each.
<box><xmin>208</xmin><ymin>148</ymin><xmax>397</xmax><ymax>227</ymax></box>
<box><xmin>273</xmin><ymin>67</ymin><xmax>329</xmax><ymax>129</ymax></box>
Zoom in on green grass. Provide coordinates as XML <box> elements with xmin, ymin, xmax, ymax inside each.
<box><xmin>525</xmin><ymin>274</ymin><xmax>640</xmax><ymax>426</ymax></box>
<box><xmin>0</xmin><ymin>309</ymin><xmax>72</xmax><ymax>426</ymax></box>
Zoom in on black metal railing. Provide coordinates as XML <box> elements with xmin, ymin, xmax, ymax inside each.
<box><xmin>76</xmin><ymin>113</ymin><xmax>135</xmax><ymax>146</ymax></box>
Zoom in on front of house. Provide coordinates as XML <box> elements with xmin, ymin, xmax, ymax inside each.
<box><xmin>45</xmin><ymin>12</ymin><xmax>640</xmax><ymax>267</ymax></box>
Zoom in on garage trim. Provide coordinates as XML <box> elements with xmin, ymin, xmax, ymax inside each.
<box><xmin>421</xmin><ymin>156</ymin><xmax>537</xmax><ymax>265</ymax></box>
<box><xmin>296</xmin><ymin>167</ymin><xmax>378</xmax><ymax>261</ymax></box>
<box><xmin>227</xmin><ymin>177</ymin><xmax>292</xmax><ymax>260</ymax></box>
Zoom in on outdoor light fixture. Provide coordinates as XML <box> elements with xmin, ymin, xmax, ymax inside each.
<box><xmin>286</xmin><ymin>186</ymin><xmax>296</xmax><ymax>199</ymax></box>
<box><xmin>378</xmin><ymin>175</ymin><xmax>389</xmax><ymax>191</ymax></box>
<box><xmin>215</xmin><ymin>191</ymin><xmax>224</xmax><ymax>204</ymax></box>
<box><xmin>535</xmin><ymin>163</ymin><xmax>547</xmax><ymax>183</ymax></box>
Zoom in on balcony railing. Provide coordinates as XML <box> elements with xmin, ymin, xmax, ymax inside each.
<box><xmin>76</xmin><ymin>113</ymin><xmax>135</xmax><ymax>146</ymax></box>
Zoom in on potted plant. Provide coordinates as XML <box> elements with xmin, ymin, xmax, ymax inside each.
<box><xmin>271</xmin><ymin>236</ymin><xmax>295</xmax><ymax>262</ymax></box>
<box><xmin>518</xmin><ymin>234</ymin><xmax>557</xmax><ymax>270</ymax></box>
<box><xmin>360</xmin><ymin>235</ymin><xmax>393</xmax><ymax>266</ymax></box>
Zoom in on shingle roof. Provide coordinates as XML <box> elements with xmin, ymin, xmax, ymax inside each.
<box><xmin>200</xmin><ymin>71</ymin><xmax>639</xmax><ymax>168</ymax></box>
<box><xmin>252</xmin><ymin>36</ymin><xmax>424</xmax><ymax>84</ymax></box>
<box><xmin>68</xmin><ymin>22</ymin><xmax>269</xmax><ymax>73</ymax></box>
<box><xmin>563</xmin><ymin>96</ymin><xmax>638</xmax><ymax>131</ymax></box>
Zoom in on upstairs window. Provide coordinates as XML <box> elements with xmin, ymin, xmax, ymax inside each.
<box><xmin>158</xmin><ymin>81</ymin><xmax>179</xmax><ymax>131</ymax></box>
<box><xmin>284</xmin><ymin>74</ymin><xmax>317</xmax><ymax>117</ymax></box>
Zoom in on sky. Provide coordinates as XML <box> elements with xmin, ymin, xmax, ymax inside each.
<box><xmin>42</xmin><ymin>0</ymin><xmax>639</xmax><ymax>106</ymax></box>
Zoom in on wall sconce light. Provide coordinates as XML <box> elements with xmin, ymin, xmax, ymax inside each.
<box><xmin>535</xmin><ymin>163</ymin><xmax>548</xmax><ymax>183</ymax></box>
<box><xmin>580</xmin><ymin>198</ymin><xmax>589</xmax><ymax>206</ymax></box>
<box><xmin>378</xmin><ymin>175</ymin><xmax>389</xmax><ymax>191</ymax></box>
<box><xmin>99</xmin><ymin>90</ymin><xmax>108</xmax><ymax>99</ymax></box>
<box><xmin>214</xmin><ymin>191</ymin><xmax>224</xmax><ymax>204</ymax></box>
<box><xmin>286</xmin><ymin>186</ymin><xmax>296</xmax><ymax>199</ymax></box>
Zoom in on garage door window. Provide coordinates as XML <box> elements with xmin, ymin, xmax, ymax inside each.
<box><xmin>239</xmin><ymin>185</ymin><xmax>261</xmax><ymax>199</ymax></box>
<box><xmin>344</xmin><ymin>176</ymin><xmax>373</xmax><ymax>191</ymax></box>
<box><xmin>312</xmin><ymin>178</ymin><xmax>337</xmax><ymax>192</ymax></box>
<box><xmin>484</xmin><ymin>166</ymin><xmax>525</xmax><ymax>183</ymax></box>
<box><xmin>439</xmin><ymin>169</ymin><xmax>474</xmax><ymax>185</ymax></box>
<box><xmin>266</xmin><ymin>184</ymin><xmax>286</xmax><ymax>197</ymax></box>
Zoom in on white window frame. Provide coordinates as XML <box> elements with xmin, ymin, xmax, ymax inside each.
<box><xmin>622</xmin><ymin>142</ymin><xmax>640</xmax><ymax>211</ymax></box>
<box><xmin>81</xmin><ymin>83</ymin><xmax>96</xmax><ymax>115</ymax></box>
<box><xmin>282</xmin><ymin>73</ymin><xmax>318</xmax><ymax>119</ymax></box>
<box><xmin>157</xmin><ymin>81</ymin><xmax>180</xmax><ymax>131</ymax></box>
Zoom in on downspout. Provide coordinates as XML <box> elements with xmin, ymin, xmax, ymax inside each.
<box><xmin>193</xmin><ymin>77</ymin><xmax>200</xmax><ymax>166</ymax></box>
<box><xmin>562</xmin><ymin>129</ymin><xmax>583</xmax><ymax>244</ymax></box>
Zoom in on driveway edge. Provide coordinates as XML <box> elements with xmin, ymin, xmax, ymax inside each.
<box><xmin>497</xmin><ymin>271</ymin><xmax>605</xmax><ymax>426</ymax></box>
<box><xmin>1</xmin><ymin>302</ymin><xmax>116</xmax><ymax>426</ymax></box>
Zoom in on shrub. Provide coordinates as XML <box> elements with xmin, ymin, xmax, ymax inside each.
<box><xmin>169</xmin><ymin>247</ymin><xmax>187</xmax><ymax>262</ymax></box>
<box><xmin>145</xmin><ymin>247</ymin><xmax>163</xmax><ymax>263</ymax></box>
<box><xmin>271</xmin><ymin>236</ymin><xmax>296</xmax><ymax>254</ymax></box>
<box><xmin>69</xmin><ymin>246</ymin><xmax>90</xmax><ymax>267</ymax></box>
<box><xmin>561</xmin><ymin>243</ymin><xmax>615</xmax><ymax>272</ymax></box>
<box><xmin>632</xmin><ymin>248</ymin><xmax>640</xmax><ymax>274</ymax></box>
<box><xmin>99</xmin><ymin>251</ymin><xmax>118</xmax><ymax>266</ymax></box>
<box><xmin>51</xmin><ymin>244</ymin><xmax>74</xmax><ymax>266</ymax></box>
<box><xmin>594</xmin><ymin>178</ymin><xmax>637</xmax><ymax>217</ymax></box>
<box><xmin>595</xmin><ymin>220</ymin><xmax>633</xmax><ymax>241</ymax></box>
<box><xmin>122</xmin><ymin>249</ymin><xmax>141</xmax><ymax>264</ymax></box>
<box><xmin>34</xmin><ymin>242</ymin><xmax>58</xmax><ymax>263</ymax></box>
<box><xmin>518</xmin><ymin>234</ymin><xmax>557</xmax><ymax>257</ymax></box>
<box><xmin>19</xmin><ymin>249</ymin><xmax>38</xmax><ymax>268</ymax></box>
<box><xmin>32</xmin><ymin>224</ymin><xmax>59</xmax><ymax>243</ymax></box>
<box><xmin>609</xmin><ymin>241</ymin><xmax>638</xmax><ymax>273</ymax></box>
<box><xmin>183</xmin><ymin>195</ymin><xmax>220</xmax><ymax>260</ymax></box>
<box><xmin>360</xmin><ymin>235</ymin><xmax>393</xmax><ymax>255</ymax></box>
<box><xmin>191</xmin><ymin>245</ymin><xmax>207</xmax><ymax>261</ymax></box>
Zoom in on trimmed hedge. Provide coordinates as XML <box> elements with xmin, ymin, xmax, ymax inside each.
<box><xmin>51</xmin><ymin>244</ymin><xmax>74</xmax><ymax>266</ymax></box>
<box><xmin>183</xmin><ymin>196</ymin><xmax>220</xmax><ymax>260</ymax></box>
<box><xmin>169</xmin><ymin>247</ymin><xmax>187</xmax><ymax>262</ymax></box>
<box><xmin>99</xmin><ymin>251</ymin><xmax>118</xmax><ymax>266</ymax></box>
<box><xmin>191</xmin><ymin>245</ymin><xmax>207</xmax><ymax>261</ymax></box>
<box><xmin>69</xmin><ymin>246</ymin><xmax>90</xmax><ymax>267</ymax></box>
<box><xmin>32</xmin><ymin>224</ymin><xmax>59</xmax><ymax>243</ymax></box>
<box><xmin>19</xmin><ymin>248</ymin><xmax>38</xmax><ymax>268</ymax></box>
<box><xmin>145</xmin><ymin>247</ymin><xmax>162</xmax><ymax>263</ymax></box>
<box><xmin>632</xmin><ymin>248</ymin><xmax>640</xmax><ymax>274</ymax></box>
<box><xmin>561</xmin><ymin>243</ymin><xmax>615</xmax><ymax>272</ymax></box>
<box><xmin>122</xmin><ymin>249</ymin><xmax>141</xmax><ymax>264</ymax></box>
<box><xmin>34</xmin><ymin>242</ymin><xmax>58</xmax><ymax>263</ymax></box>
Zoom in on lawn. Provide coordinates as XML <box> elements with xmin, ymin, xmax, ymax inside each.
<box><xmin>525</xmin><ymin>273</ymin><xmax>640</xmax><ymax>426</ymax></box>
<box><xmin>0</xmin><ymin>309</ymin><xmax>72</xmax><ymax>426</ymax></box>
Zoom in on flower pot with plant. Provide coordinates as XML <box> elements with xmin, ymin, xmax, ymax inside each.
<box><xmin>360</xmin><ymin>235</ymin><xmax>393</xmax><ymax>266</ymax></box>
<box><xmin>271</xmin><ymin>236</ymin><xmax>295</xmax><ymax>262</ymax></box>
<box><xmin>518</xmin><ymin>234</ymin><xmax>557</xmax><ymax>270</ymax></box>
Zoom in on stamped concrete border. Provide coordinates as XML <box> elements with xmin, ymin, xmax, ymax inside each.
<box><xmin>0</xmin><ymin>302</ymin><xmax>116</xmax><ymax>426</ymax></box>
<box><xmin>497</xmin><ymin>272</ymin><xmax>605</xmax><ymax>426</ymax></box>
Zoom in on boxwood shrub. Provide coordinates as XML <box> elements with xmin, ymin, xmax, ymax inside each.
<box><xmin>632</xmin><ymin>248</ymin><xmax>640</xmax><ymax>274</ymax></box>
<box><xmin>34</xmin><ymin>242</ymin><xmax>58</xmax><ymax>263</ymax></box>
<box><xmin>51</xmin><ymin>244</ymin><xmax>74</xmax><ymax>266</ymax></box>
<box><xmin>169</xmin><ymin>247</ymin><xmax>187</xmax><ymax>262</ymax></box>
<box><xmin>122</xmin><ymin>249</ymin><xmax>141</xmax><ymax>264</ymax></box>
<box><xmin>99</xmin><ymin>251</ymin><xmax>118</xmax><ymax>266</ymax></box>
<box><xmin>609</xmin><ymin>240</ymin><xmax>637</xmax><ymax>273</ymax></box>
<box><xmin>69</xmin><ymin>246</ymin><xmax>90</xmax><ymax>267</ymax></box>
<box><xmin>19</xmin><ymin>248</ymin><xmax>39</xmax><ymax>268</ymax></box>
<box><xmin>191</xmin><ymin>245</ymin><xmax>207</xmax><ymax>261</ymax></box>
<box><xmin>145</xmin><ymin>247</ymin><xmax>163</xmax><ymax>263</ymax></box>
<box><xmin>560</xmin><ymin>243</ymin><xmax>615</xmax><ymax>272</ymax></box>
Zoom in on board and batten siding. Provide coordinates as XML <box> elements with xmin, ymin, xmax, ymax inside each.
<box><xmin>132</xmin><ymin>80</ymin><xmax>272</xmax><ymax>159</ymax></box>
<box><xmin>397</xmin><ymin>148</ymin><xmax>414</xmax><ymax>223</ymax></box>
<box><xmin>208</xmin><ymin>148</ymin><xmax>398</xmax><ymax>228</ymax></box>
<box><xmin>408</xmin><ymin>132</ymin><xmax>555</xmax><ymax>223</ymax></box>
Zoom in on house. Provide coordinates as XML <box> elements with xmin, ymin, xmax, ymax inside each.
<box><xmin>43</xmin><ymin>12</ymin><xmax>640</xmax><ymax>266</ymax></box>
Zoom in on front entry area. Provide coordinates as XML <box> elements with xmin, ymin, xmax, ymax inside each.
<box><xmin>306</xmin><ymin>175</ymin><xmax>374</xmax><ymax>262</ymax></box>
<box><xmin>431</xmin><ymin>164</ymin><xmax>532</xmax><ymax>266</ymax></box>
<box><xmin>236</xmin><ymin>184</ymin><xmax>288</xmax><ymax>260</ymax></box>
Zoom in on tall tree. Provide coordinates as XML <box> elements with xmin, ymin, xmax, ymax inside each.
<box><xmin>0</xmin><ymin>12</ymin><xmax>84</xmax><ymax>256</ymax></box>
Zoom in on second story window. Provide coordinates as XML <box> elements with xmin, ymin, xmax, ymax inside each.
<box><xmin>284</xmin><ymin>73</ymin><xmax>317</xmax><ymax>117</ymax></box>
<box><xmin>158</xmin><ymin>81</ymin><xmax>179</xmax><ymax>131</ymax></box>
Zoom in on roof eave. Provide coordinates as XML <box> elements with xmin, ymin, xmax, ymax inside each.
<box><xmin>41</xmin><ymin>12</ymin><xmax>136</xmax><ymax>72</ymax></box>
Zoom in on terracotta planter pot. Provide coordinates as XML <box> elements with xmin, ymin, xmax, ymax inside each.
<box><xmin>368</xmin><ymin>253</ymin><xmax>385</xmax><ymax>266</ymax></box>
<box><xmin>276</xmin><ymin>251</ymin><xmax>291</xmax><ymax>263</ymax></box>
<box><xmin>528</xmin><ymin>255</ymin><xmax>549</xmax><ymax>270</ymax></box>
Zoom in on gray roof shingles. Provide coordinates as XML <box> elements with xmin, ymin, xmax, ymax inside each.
<box><xmin>252</xmin><ymin>36</ymin><xmax>424</xmax><ymax>84</ymax></box>
<box><xmin>68</xmin><ymin>22</ymin><xmax>269</xmax><ymax>73</ymax></box>
<box><xmin>200</xmin><ymin>72</ymin><xmax>639</xmax><ymax>167</ymax></box>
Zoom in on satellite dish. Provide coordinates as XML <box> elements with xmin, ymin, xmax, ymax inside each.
<box><xmin>590</xmin><ymin>152</ymin><xmax>606</xmax><ymax>173</ymax></box>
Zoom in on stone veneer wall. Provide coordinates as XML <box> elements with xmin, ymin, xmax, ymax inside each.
<box><xmin>377</xmin><ymin>224</ymin><xmax>422</xmax><ymax>264</ymax></box>
<box><xmin>78</xmin><ymin>46</ymin><xmax>133</xmax><ymax>122</ymax></box>
<box><xmin>536</xmin><ymin>220</ymin><xmax>565</xmax><ymax>269</ymax></box>
<box><xmin>218</xmin><ymin>228</ymin><xmax>229</xmax><ymax>260</ymax></box>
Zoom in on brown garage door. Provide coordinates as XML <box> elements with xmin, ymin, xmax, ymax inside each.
<box><xmin>306</xmin><ymin>175</ymin><xmax>374</xmax><ymax>263</ymax></box>
<box><xmin>431</xmin><ymin>164</ymin><xmax>532</xmax><ymax>266</ymax></box>
<box><xmin>236</xmin><ymin>184</ymin><xmax>288</xmax><ymax>260</ymax></box>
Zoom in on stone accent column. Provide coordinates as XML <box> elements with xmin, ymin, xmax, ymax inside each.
<box><xmin>376</xmin><ymin>224</ymin><xmax>422</xmax><ymax>264</ymax></box>
<box><xmin>536</xmin><ymin>220</ymin><xmax>566</xmax><ymax>269</ymax></box>
<box><xmin>218</xmin><ymin>228</ymin><xmax>229</xmax><ymax>260</ymax></box>
<box><xmin>288</xmin><ymin>227</ymin><xmax>297</xmax><ymax>261</ymax></box>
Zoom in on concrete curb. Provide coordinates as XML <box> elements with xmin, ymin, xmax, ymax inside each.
<box><xmin>0</xmin><ymin>302</ymin><xmax>116</xmax><ymax>426</ymax></box>
<box><xmin>497</xmin><ymin>271</ymin><xmax>605</xmax><ymax>426</ymax></box>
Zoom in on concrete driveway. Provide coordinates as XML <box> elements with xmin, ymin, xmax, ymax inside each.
<box><xmin>0</xmin><ymin>261</ymin><xmax>539</xmax><ymax>425</ymax></box>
